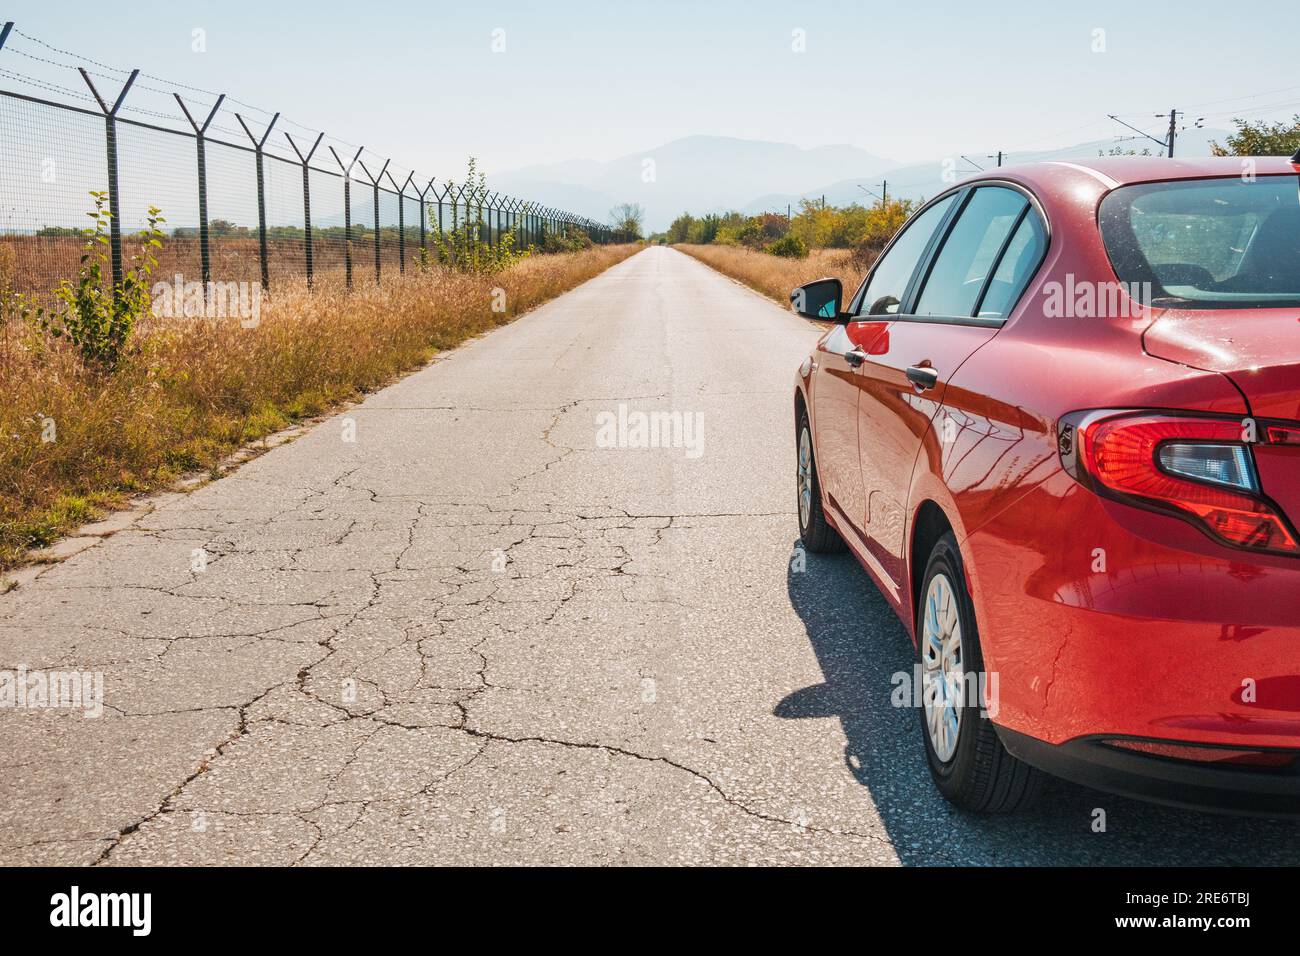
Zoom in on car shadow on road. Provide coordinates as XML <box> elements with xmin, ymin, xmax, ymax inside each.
<box><xmin>778</xmin><ymin>543</ymin><xmax>1300</xmax><ymax>865</ymax></box>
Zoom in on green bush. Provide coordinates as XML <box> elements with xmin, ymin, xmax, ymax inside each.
<box><xmin>426</xmin><ymin>160</ymin><xmax>527</xmax><ymax>276</ymax></box>
<box><xmin>768</xmin><ymin>235</ymin><xmax>808</xmax><ymax>258</ymax></box>
<box><xmin>21</xmin><ymin>191</ymin><xmax>164</xmax><ymax>371</ymax></box>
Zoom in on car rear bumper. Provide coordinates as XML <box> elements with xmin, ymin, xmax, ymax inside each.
<box><xmin>997</xmin><ymin>726</ymin><xmax>1300</xmax><ymax>818</ymax></box>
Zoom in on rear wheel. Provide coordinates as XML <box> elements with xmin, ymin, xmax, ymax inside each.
<box><xmin>918</xmin><ymin>532</ymin><xmax>1043</xmax><ymax>812</ymax></box>
<box><xmin>797</xmin><ymin>410</ymin><xmax>845</xmax><ymax>553</ymax></box>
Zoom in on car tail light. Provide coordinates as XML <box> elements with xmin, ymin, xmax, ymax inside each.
<box><xmin>1103</xmin><ymin>738</ymin><xmax>1298</xmax><ymax>769</ymax></box>
<box><xmin>1057</xmin><ymin>411</ymin><xmax>1300</xmax><ymax>555</ymax></box>
<box><xmin>1265</xmin><ymin>423</ymin><xmax>1300</xmax><ymax>446</ymax></box>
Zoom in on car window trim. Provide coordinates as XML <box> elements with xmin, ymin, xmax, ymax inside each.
<box><xmin>847</xmin><ymin>178</ymin><xmax>1051</xmax><ymax>326</ymax></box>
<box><xmin>894</xmin><ymin>179</ymin><xmax>1051</xmax><ymax>328</ymax></box>
<box><xmin>906</xmin><ymin>185</ymin><xmax>1029</xmax><ymax>319</ymax></box>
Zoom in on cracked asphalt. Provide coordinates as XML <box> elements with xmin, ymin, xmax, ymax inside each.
<box><xmin>2</xmin><ymin>246</ymin><xmax>1297</xmax><ymax>866</ymax></box>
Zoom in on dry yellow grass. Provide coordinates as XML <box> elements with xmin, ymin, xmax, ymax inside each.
<box><xmin>0</xmin><ymin>244</ymin><xmax>641</xmax><ymax>570</ymax></box>
<box><xmin>674</xmin><ymin>244</ymin><xmax>869</xmax><ymax>307</ymax></box>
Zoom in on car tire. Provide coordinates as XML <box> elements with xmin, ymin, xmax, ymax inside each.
<box><xmin>797</xmin><ymin>410</ymin><xmax>845</xmax><ymax>554</ymax></box>
<box><xmin>917</xmin><ymin>532</ymin><xmax>1044</xmax><ymax>813</ymax></box>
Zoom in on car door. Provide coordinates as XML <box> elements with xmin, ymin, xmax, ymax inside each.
<box><xmin>855</xmin><ymin>185</ymin><xmax>1044</xmax><ymax>591</ymax></box>
<box><xmin>812</xmin><ymin>195</ymin><xmax>958</xmax><ymax>541</ymax></box>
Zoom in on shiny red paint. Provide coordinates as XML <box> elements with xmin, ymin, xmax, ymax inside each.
<box><xmin>794</xmin><ymin>157</ymin><xmax>1300</xmax><ymax>801</ymax></box>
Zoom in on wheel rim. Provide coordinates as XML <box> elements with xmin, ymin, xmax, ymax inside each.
<box><xmin>921</xmin><ymin>571</ymin><xmax>964</xmax><ymax>763</ymax></box>
<box><xmin>797</xmin><ymin>426</ymin><xmax>813</xmax><ymax>530</ymax></box>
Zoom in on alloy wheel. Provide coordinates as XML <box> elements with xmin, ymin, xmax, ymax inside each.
<box><xmin>921</xmin><ymin>571</ymin><xmax>964</xmax><ymax>763</ymax></box>
<box><xmin>797</xmin><ymin>426</ymin><xmax>813</xmax><ymax>530</ymax></box>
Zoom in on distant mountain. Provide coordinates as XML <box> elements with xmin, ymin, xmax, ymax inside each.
<box><xmin>490</xmin><ymin>129</ymin><xmax>1237</xmax><ymax>232</ymax></box>
<box><xmin>490</xmin><ymin>135</ymin><xmax>899</xmax><ymax>232</ymax></box>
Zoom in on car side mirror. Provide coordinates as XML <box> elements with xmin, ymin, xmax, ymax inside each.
<box><xmin>791</xmin><ymin>278</ymin><xmax>844</xmax><ymax>321</ymax></box>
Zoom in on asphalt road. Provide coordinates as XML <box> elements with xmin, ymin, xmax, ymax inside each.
<box><xmin>2</xmin><ymin>246</ymin><xmax>1297</xmax><ymax>865</ymax></box>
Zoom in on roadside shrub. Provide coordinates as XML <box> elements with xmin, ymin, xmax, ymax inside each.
<box><xmin>542</xmin><ymin>225</ymin><xmax>593</xmax><ymax>253</ymax></box>
<box><xmin>768</xmin><ymin>235</ymin><xmax>808</xmax><ymax>258</ymax></box>
<box><xmin>429</xmin><ymin>159</ymin><xmax>527</xmax><ymax>275</ymax></box>
<box><xmin>20</xmin><ymin>192</ymin><xmax>164</xmax><ymax>371</ymax></box>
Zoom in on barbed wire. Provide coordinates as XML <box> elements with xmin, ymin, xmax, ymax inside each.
<box><xmin>7</xmin><ymin>26</ymin><xmax>361</xmax><ymax>147</ymax></box>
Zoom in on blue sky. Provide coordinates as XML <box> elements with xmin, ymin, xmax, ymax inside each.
<box><xmin>4</xmin><ymin>0</ymin><xmax>1299</xmax><ymax>177</ymax></box>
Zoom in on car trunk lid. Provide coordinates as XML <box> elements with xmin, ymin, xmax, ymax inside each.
<box><xmin>1143</xmin><ymin>308</ymin><xmax>1300</xmax><ymax>419</ymax></box>
<box><xmin>1144</xmin><ymin>309</ymin><xmax>1300</xmax><ymax>532</ymax></box>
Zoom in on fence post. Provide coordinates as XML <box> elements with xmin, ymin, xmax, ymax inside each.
<box><xmin>78</xmin><ymin>68</ymin><xmax>138</xmax><ymax>294</ymax></box>
<box><xmin>388</xmin><ymin>171</ymin><xmax>412</xmax><ymax>273</ymax></box>
<box><xmin>234</xmin><ymin>111</ymin><xmax>280</xmax><ymax>293</ymax></box>
<box><xmin>356</xmin><ymin>158</ymin><xmax>389</xmax><ymax>285</ymax></box>
<box><xmin>285</xmin><ymin>132</ymin><xmax>323</xmax><ymax>288</ymax></box>
<box><xmin>174</xmin><ymin>93</ymin><xmax>225</xmax><ymax>293</ymax></box>
<box><xmin>329</xmin><ymin>146</ymin><xmax>363</xmax><ymax>290</ymax></box>
<box><xmin>437</xmin><ymin>183</ymin><xmax>447</xmax><ymax>240</ymax></box>
<box><xmin>416</xmin><ymin>179</ymin><xmax>433</xmax><ymax>259</ymax></box>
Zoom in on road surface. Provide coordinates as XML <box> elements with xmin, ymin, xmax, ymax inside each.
<box><xmin>2</xmin><ymin>246</ymin><xmax>1296</xmax><ymax>865</ymax></box>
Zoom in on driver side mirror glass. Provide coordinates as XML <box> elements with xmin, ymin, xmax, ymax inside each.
<box><xmin>790</xmin><ymin>278</ymin><xmax>843</xmax><ymax>321</ymax></box>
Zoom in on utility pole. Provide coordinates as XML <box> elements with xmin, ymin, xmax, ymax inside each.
<box><xmin>1106</xmin><ymin>111</ymin><xmax>1195</xmax><ymax>158</ymax></box>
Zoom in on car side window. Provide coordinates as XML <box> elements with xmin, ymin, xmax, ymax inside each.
<box><xmin>913</xmin><ymin>186</ymin><xmax>1029</xmax><ymax>318</ymax></box>
<box><xmin>976</xmin><ymin>211</ymin><xmax>1047</xmax><ymax>319</ymax></box>
<box><xmin>856</xmin><ymin>195</ymin><xmax>956</xmax><ymax>316</ymax></box>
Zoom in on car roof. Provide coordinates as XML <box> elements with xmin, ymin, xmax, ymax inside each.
<box><xmin>980</xmin><ymin>155</ymin><xmax>1299</xmax><ymax>194</ymax></box>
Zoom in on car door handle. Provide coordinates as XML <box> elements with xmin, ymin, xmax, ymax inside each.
<box><xmin>844</xmin><ymin>348</ymin><xmax>867</xmax><ymax>368</ymax></box>
<box><xmin>905</xmin><ymin>365</ymin><xmax>939</xmax><ymax>390</ymax></box>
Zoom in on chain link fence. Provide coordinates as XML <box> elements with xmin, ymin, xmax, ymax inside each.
<box><xmin>0</xmin><ymin>20</ymin><xmax>619</xmax><ymax>298</ymax></box>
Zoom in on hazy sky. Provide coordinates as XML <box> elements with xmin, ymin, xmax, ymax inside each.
<box><xmin>6</xmin><ymin>0</ymin><xmax>1300</xmax><ymax>178</ymax></box>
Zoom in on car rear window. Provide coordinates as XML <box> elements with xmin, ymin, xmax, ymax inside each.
<box><xmin>1099</xmin><ymin>174</ymin><xmax>1300</xmax><ymax>310</ymax></box>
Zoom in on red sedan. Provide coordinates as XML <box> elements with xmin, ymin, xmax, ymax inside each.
<box><xmin>791</xmin><ymin>155</ymin><xmax>1300</xmax><ymax>815</ymax></box>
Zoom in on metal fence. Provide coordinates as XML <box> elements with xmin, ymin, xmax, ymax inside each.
<box><xmin>0</xmin><ymin>20</ymin><xmax>621</xmax><ymax>297</ymax></box>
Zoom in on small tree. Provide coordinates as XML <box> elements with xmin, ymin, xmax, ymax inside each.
<box><xmin>1210</xmin><ymin>115</ymin><xmax>1300</xmax><ymax>157</ymax></box>
<box><xmin>665</xmin><ymin>213</ymin><xmax>695</xmax><ymax>244</ymax></box>
<box><xmin>609</xmin><ymin>203</ymin><xmax>645</xmax><ymax>241</ymax></box>
<box><xmin>428</xmin><ymin>159</ymin><xmax>525</xmax><ymax>275</ymax></box>
<box><xmin>22</xmin><ymin>192</ymin><xmax>164</xmax><ymax>371</ymax></box>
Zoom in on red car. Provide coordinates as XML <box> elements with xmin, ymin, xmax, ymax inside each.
<box><xmin>791</xmin><ymin>155</ymin><xmax>1300</xmax><ymax>815</ymax></box>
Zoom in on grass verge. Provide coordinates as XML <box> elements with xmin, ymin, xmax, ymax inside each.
<box><xmin>674</xmin><ymin>243</ymin><xmax>867</xmax><ymax>307</ymax></box>
<box><xmin>0</xmin><ymin>243</ymin><xmax>642</xmax><ymax>570</ymax></box>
